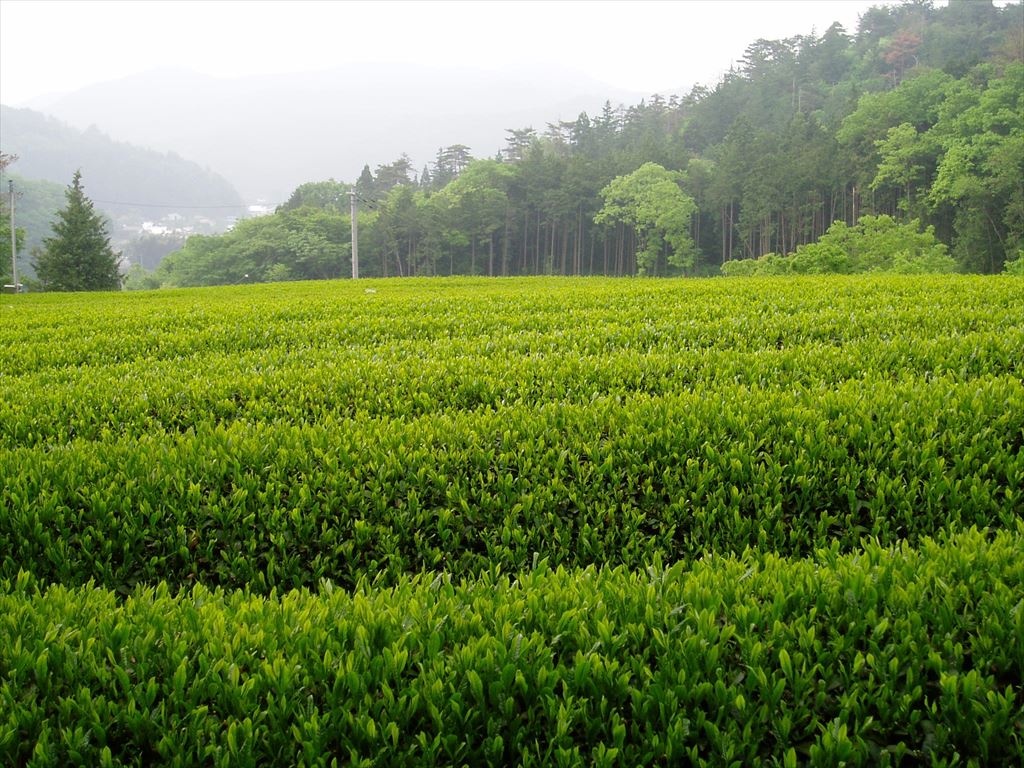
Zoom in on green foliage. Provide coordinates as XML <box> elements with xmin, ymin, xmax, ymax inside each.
<box><xmin>724</xmin><ymin>215</ymin><xmax>955</xmax><ymax>275</ymax></box>
<box><xmin>870</xmin><ymin>122</ymin><xmax>940</xmax><ymax>214</ymax></box>
<box><xmin>2</xmin><ymin>370</ymin><xmax>1021</xmax><ymax>591</ymax></box>
<box><xmin>927</xmin><ymin>63</ymin><xmax>1024</xmax><ymax>272</ymax></box>
<box><xmin>149</xmin><ymin>3</ymin><xmax>1021</xmax><ymax>284</ymax></box>
<box><xmin>837</xmin><ymin>69</ymin><xmax>955</xmax><ymax>179</ymax></box>
<box><xmin>798</xmin><ymin>215</ymin><xmax>954</xmax><ymax>272</ymax></box>
<box><xmin>1</xmin><ymin>276</ymin><xmax>1022</xmax><ymax>762</ymax></box>
<box><xmin>2</xmin><ymin>526</ymin><xmax>1022</xmax><ymax>766</ymax></box>
<box><xmin>720</xmin><ymin>253</ymin><xmax>792</xmax><ymax>277</ymax></box>
<box><xmin>32</xmin><ymin>170</ymin><xmax>122</xmax><ymax>292</ymax></box>
<box><xmin>428</xmin><ymin>160</ymin><xmax>515</xmax><ymax>275</ymax></box>
<box><xmin>0</xmin><ymin>218</ymin><xmax>24</xmax><ymax>287</ymax></box>
<box><xmin>0</xmin><ymin>173</ymin><xmax>65</xmax><ymax>276</ymax></box>
<box><xmin>0</xmin><ymin>157</ymin><xmax>28</xmax><ymax>285</ymax></box>
<box><xmin>277</xmin><ymin>179</ymin><xmax>350</xmax><ymax>213</ymax></box>
<box><xmin>595</xmin><ymin>163</ymin><xmax>696</xmax><ymax>275</ymax></box>
<box><xmin>157</xmin><ymin>206</ymin><xmax>350</xmax><ymax>287</ymax></box>
<box><xmin>122</xmin><ymin>232</ymin><xmax>188</xmax><ymax>272</ymax></box>
<box><xmin>2</xmin><ymin>276</ymin><xmax>1022</xmax><ymax>592</ymax></box>
<box><xmin>889</xmin><ymin>247</ymin><xmax>960</xmax><ymax>275</ymax></box>
<box><xmin>8</xmin><ymin>1</ymin><xmax>1020</xmax><ymax>284</ymax></box>
<box><xmin>0</xmin><ymin>6</ymin><xmax>1022</xmax><ymax>765</ymax></box>
<box><xmin>122</xmin><ymin>263</ymin><xmax>162</xmax><ymax>291</ymax></box>
<box><xmin>790</xmin><ymin>241</ymin><xmax>854</xmax><ymax>274</ymax></box>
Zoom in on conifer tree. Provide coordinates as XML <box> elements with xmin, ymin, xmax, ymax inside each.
<box><xmin>34</xmin><ymin>170</ymin><xmax>121</xmax><ymax>291</ymax></box>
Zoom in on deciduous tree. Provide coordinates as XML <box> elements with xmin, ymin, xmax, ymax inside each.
<box><xmin>595</xmin><ymin>162</ymin><xmax>697</xmax><ymax>275</ymax></box>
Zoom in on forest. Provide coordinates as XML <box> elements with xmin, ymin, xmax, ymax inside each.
<box><xmin>141</xmin><ymin>1</ymin><xmax>1021</xmax><ymax>286</ymax></box>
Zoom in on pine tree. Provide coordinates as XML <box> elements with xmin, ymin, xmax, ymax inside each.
<box><xmin>34</xmin><ymin>170</ymin><xmax>121</xmax><ymax>291</ymax></box>
<box><xmin>356</xmin><ymin>165</ymin><xmax>376</xmax><ymax>196</ymax></box>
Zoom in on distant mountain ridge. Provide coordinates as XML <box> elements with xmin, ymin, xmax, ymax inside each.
<box><xmin>0</xmin><ymin>105</ymin><xmax>246</xmax><ymax>217</ymax></box>
<box><xmin>23</xmin><ymin>65</ymin><xmax>650</xmax><ymax>204</ymax></box>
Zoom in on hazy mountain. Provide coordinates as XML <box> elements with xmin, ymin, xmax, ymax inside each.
<box><xmin>1</xmin><ymin>105</ymin><xmax>248</xmax><ymax>258</ymax></box>
<box><xmin>25</xmin><ymin>65</ymin><xmax>650</xmax><ymax>204</ymax></box>
<box><xmin>0</xmin><ymin>105</ymin><xmax>246</xmax><ymax>216</ymax></box>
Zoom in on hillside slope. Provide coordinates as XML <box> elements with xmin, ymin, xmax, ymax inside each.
<box><xmin>0</xmin><ymin>105</ymin><xmax>245</xmax><ymax>219</ymax></box>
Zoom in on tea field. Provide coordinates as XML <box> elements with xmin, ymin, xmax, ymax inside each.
<box><xmin>1</xmin><ymin>276</ymin><xmax>1022</xmax><ymax>765</ymax></box>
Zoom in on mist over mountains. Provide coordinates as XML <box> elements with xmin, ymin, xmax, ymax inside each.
<box><xmin>22</xmin><ymin>65</ymin><xmax>650</xmax><ymax>204</ymax></box>
<box><xmin>0</xmin><ymin>105</ymin><xmax>245</xmax><ymax>215</ymax></box>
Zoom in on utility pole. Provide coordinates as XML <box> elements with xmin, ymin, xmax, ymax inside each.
<box><xmin>349</xmin><ymin>190</ymin><xmax>359</xmax><ymax>279</ymax></box>
<box><xmin>8</xmin><ymin>180</ymin><xmax>16</xmax><ymax>292</ymax></box>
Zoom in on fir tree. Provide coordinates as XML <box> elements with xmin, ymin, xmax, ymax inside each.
<box><xmin>34</xmin><ymin>170</ymin><xmax>121</xmax><ymax>291</ymax></box>
<box><xmin>355</xmin><ymin>165</ymin><xmax>376</xmax><ymax>197</ymax></box>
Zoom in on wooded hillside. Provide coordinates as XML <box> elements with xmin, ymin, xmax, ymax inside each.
<box><xmin>154</xmin><ymin>0</ymin><xmax>1022</xmax><ymax>285</ymax></box>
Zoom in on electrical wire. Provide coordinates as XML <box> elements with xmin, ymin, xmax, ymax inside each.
<box><xmin>354</xmin><ymin>193</ymin><xmax>381</xmax><ymax>210</ymax></box>
<box><xmin>90</xmin><ymin>199</ymin><xmax>252</xmax><ymax>209</ymax></box>
<box><xmin>84</xmin><ymin>190</ymin><xmax>394</xmax><ymax>212</ymax></box>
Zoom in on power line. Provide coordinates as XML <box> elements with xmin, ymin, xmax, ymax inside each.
<box><xmin>90</xmin><ymin>192</ymin><xmax>387</xmax><ymax>211</ymax></box>
<box><xmin>354</xmin><ymin>193</ymin><xmax>381</xmax><ymax>209</ymax></box>
<box><xmin>89</xmin><ymin>189</ymin><xmax>399</xmax><ymax>211</ymax></box>
<box><xmin>90</xmin><ymin>199</ymin><xmax>251</xmax><ymax>209</ymax></box>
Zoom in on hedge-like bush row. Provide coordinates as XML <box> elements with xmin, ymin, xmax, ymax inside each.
<box><xmin>1</xmin><ymin>277</ymin><xmax>1022</xmax><ymax>447</ymax></box>
<box><xmin>2</xmin><ymin>526</ymin><xmax>1021</xmax><ymax>767</ymax></box>
<box><xmin>2</xmin><ymin>276</ymin><xmax>1020</xmax><ymax>374</ymax></box>
<box><xmin>2</xmin><ymin>328</ymin><xmax>1021</xmax><ymax>448</ymax></box>
<box><xmin>3</xmin><ymin>374</ymin><xmax>1021</xmax><ymax>591</ymax></box>
<box><xmin>3</xmin><ymin>277</ymin><xmax>1022</xmax><ymax>765</ymax></box>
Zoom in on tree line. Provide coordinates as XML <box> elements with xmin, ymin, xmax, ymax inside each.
<box><xmin>18</xmin><ymin>0</ymin><xmax>1023</xmax><ymax>290</ymax></box>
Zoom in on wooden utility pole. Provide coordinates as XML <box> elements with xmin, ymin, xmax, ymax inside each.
<box><xmin>349</xmin><ymin>190</ymin><xmax>359</xmax><ymax>279</ymax></box>
<box><xmin>8</xmin><ymin>181</ymin><xmax>16</xmax><ymax>291</ymax></box>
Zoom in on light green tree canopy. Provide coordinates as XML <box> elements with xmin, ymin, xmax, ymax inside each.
<box><xmin>927</xmin><ymin>63</ymin><xmax>1023</xmax><ymax>271</ymax></box>
<box><xmin>594</xmin><ymin>162</ymin><xmax>697</xmax><ymax>275</ymax></box>
<box><xmin>722</xmin><ymin>214</ymin><xmax>955</xmax><ymax>275</ymax></box>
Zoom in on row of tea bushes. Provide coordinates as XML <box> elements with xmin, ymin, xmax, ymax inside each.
<box><xmin>2</xmin><ymin>276</ymin><xmax>1021</xmax><ymax>374</ymax></box>
<box><xmin>2</xmin><ymin>329</ymin><xmax>1021</xmax><ymax>449</ymax></box>
<box><xmin>2</xmin><ymin>526</ymin><xmax>1021</xmax><ymax>767</ymax></box>
<box><xmin>1</xmin><ymin>278</ymin><xmax>1021</xmax><ymax>448</ymax></box>
<box><xmin>2</xmin><ymin>374</ymin><xmax>1021</xmax><ymax>591</ymax></box>
<box><xmin>3</xmin><ymin>277</ymin><xmax>1021</xmax><ymax>765</ymax></box>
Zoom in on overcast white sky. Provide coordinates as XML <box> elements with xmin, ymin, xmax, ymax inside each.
<box><xmin>1</xmin><ymin>0</ymin><xmax>904</xmax><ymax>106</ymax></box>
